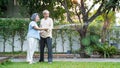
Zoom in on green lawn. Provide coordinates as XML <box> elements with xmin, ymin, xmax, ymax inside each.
<box><xmin>0</xmin><ymin>62</ymin><xmax>120</xmax><ymax>68</ymax></box>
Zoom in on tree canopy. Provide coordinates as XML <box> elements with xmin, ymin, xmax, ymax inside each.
<box><xmin>18</xmin><ymin>0</ymin><xmax>66</xmax><ymax>20</ymax></box>
<box><xmin>57</xmin><ymin>0</ymin><xmax>120</xmax><ymax>23</ymax></box>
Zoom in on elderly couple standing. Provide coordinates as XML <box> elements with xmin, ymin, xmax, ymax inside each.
<box><xmin>26</xmin><ymin>10</ymin><xmax>53</xmax><ymax>64</ymax></box>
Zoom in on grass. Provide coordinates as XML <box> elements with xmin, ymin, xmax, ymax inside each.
<box><xmin>0</xmin><ymin>61</ymin><xmax>120</xmax><ymax>68</ymax></box>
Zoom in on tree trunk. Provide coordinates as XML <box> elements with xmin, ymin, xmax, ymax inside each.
<box><xmin>101</xmin><ymin>19</ymin><xmax>109</xmax><ymax>43</ymax></box>
<box><xmin>54</xmin><ymin>30</ymin><xmax>57</xmax><ymax>53</ymax></box>
<box><xmin>19</xmin><ymin>35</ymin><xmax>24</xmax><ymax>52</ymax></box>
<box><xmin>61</xmin><ymin>30</ymin><xmax>65</xmax><ymax>52</ymax></box>
<box><xmin>78</xmin><ymin>24</ymin><xmax>90</xmax><ymax>58</ymax></box>
<box><xmin>79</xmin><ymin>36</ymin><xmax>90</xmax><ymax>58</ymax></box>
<box><xmin>12</xmin><ymin>35</ymin><xmax>15</xmax><ymax>53</ymax></box>
<box><xmin>3</xmin><ymin>39</ymin><xmax>6</xmax><ymax>52</ymax></box>
<box><xmin>69</xmin><ymin>33</ymin><xmax>73</xmax><ymax>52</ymax></box>
<box><xmin>54</xmin><ymin>39</ymin><xmax>57</xmax><ymax>53</ymax></box>
<box><xmin>20</xmin><ymin>40</ymin><xmax>24</xmax><ymax>52</ymax></box>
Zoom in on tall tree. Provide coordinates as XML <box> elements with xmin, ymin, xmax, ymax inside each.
<box><xmin>101</xmin><ymin>11</ymin><xmax>115</xmax><ymax>43</ymax></box>
<box><xmin>18</xmin><ymin>0</ymin><xmax>65</xmax><ymax>20</ymax></box>
<box><xmin>57</xmin><ymin>0</ymin><xmax>120</xmax><ymax>57</ymax></box>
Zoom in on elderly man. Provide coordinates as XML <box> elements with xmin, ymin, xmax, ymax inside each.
<box><xmin>39</xmin><ymin>10</ymin><xmax>53</xmax><ymax>63</ymax></box>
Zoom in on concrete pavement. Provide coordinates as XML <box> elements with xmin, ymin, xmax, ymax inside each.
<box><xmin>10</xmin><ymin>58</ymin><xmax>120</xmax><ymax>62</ymax></box>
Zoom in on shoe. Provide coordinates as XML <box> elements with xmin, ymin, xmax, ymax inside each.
<box><xmin>48</xmin><ymin>62</ymin><xmax>52</xmax><ymax>64</ymax></box>
<box><xmin>39</xmin><ymin>60</ymin><xmax>44</xmax><ymax>62</ymax></box>
<box><xmin>29</xmin><ymin>61</ymin><xmax>36</xmax><ymax>64</ymax></box>
<box><xmin>29</xmin><ymin>62</ymin><xmax>33</xmax><ymax>64</ymax></box>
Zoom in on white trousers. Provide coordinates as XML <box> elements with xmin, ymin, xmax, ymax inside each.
<box><xmin>27</xmin><ymin>38</ymin><xmax>38</xmax><ymax>62</ymax></box>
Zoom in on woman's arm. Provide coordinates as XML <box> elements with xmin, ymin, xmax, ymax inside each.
<box><xmin>33</xmin><ymin>26</ymin><xmax>48</xmax><ymax>30</ymax></box>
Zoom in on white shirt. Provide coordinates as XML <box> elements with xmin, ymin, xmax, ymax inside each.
<box><xmin>40</xmin><ymin>17</ymin><xmax>53</xmax><ymax>38</ymax></box>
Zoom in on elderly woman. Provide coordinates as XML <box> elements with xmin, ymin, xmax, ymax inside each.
<box><xmin>27</xmin><ymin>13</ymin><xmax>47</xmax><ymax>64</ymax></box>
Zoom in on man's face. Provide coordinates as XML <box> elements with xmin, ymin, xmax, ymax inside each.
<box><xmin>43</xmin><ymin>13</ymin><xmax>49</xmax><ymax>18</ymax></box>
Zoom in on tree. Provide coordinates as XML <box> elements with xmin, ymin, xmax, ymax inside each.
<box><xmin>57</xmin><ymin>0</ymin><xmax>120</xmax><ymax>57</ymax></box>
<box><xmin>0</xmin><ymin>19</ymin><xmax>10</xmax><ymax>52</ymax></box>
<box><xmin>18</xmin><ymin>0</ymin><xmax>65</xmax><ymax>20</ymax></box>
<box><xmin>7</xmin><ymin>19</ymin><xmax>20</xmax><ymax>53</ymax></box>
<box><xmin>17</xmin><ymin>19</ymin><xmax>29</xmax><ymax>52</ymax></box>
<box><xmin>101</xmin><ymin>11</ymin><xmax>115</xmax><ymax>43</ymax></box>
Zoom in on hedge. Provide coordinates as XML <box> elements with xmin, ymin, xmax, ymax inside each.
<box><xmin>0</xmin><ymin>18</ymin><xmax>30</xmax><ymax>52</ymax></box>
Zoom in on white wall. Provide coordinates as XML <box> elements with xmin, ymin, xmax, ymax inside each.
<box><xmin>0</xmin><ymin>34</ymin><xmax>80</xmax><ymax>53</ymax></box>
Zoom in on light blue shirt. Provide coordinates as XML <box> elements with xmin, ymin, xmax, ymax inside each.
<box><xmin>27</xmin><ymin>21</ymin><xmax>40</xmax><ymax>40</ymax></box>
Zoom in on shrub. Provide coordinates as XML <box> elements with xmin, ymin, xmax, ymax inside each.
<box><xmin>0</xmin><ymin>18</ymin><xmax>29</xmax><ymax>52</ymax></box>
<box><xmin>95</xmin><ymin>43</ymin><xmax>118</xmax><ymax>58</ymax></box>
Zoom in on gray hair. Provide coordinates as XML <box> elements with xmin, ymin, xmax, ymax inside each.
<box><xmin>30</xmin><ymin>13</ymin><xmax>39</xmax><ymax>21</ymax></box>
<box><xmin>43</xmin><ymin>10</ymin><xmax>49</xmax><ymax>14</ymax></box>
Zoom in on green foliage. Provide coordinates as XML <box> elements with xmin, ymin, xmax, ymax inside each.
<box><xmin>81</xmin><ymin>37</ymin><xmax>90</xmax><ymax>46</ymax></box>
<box><xmin>90</xmin><ymin>35</ymin><xmax>99</xmax><ymax>43</ymax></box>
<box><xmin>0</xmin><ymin>19</ymin><xmax>29</xmax><ymax>38</ymax></box>
<box><xmin>81</xmin><ymin>34</ymin><xmax>100</xmax><ymax>55</ymax></box>
<box><xmin>109</xmin><ymin>26</ymin><xmax>120</xmax><ymax>44</ymax></box>
<box><xmin>81</xmin><ymin>22</ymin><xmax>101</xmax><ymax>55</ymax></box>
<box><xmin>88</xmin><ymin>19</ymin><xmax>103</xmax><ymax>35</ymax></box>
<box><xmin>18</xmin><ymin>0</ymin><xmax>65</xmax><ymax>20</ymax></box>
<box><xmin>0</xmin><ymin>18</ymin><xmax>29</xmax><ymax>52</ymax></box>
<box><xmin>85</xmin><ymin>46</ymin><xmax>94</xmax><ymax>55</ymax></box>
<box><xmin>95</xmin><ymin>43</ymin><xmax>118</xmax><ymax>58</ymax></box>
<box><xmin>0</xmin><ymin>18</ymin><xmax>29</xmax><ymax>32</ymax></box>
<box><xmin>82</xmin><ymin>24</ymin><xmax>118</xmax><ymax>57</ymax></box>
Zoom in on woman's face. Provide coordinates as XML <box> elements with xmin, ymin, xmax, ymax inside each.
<box><xmin>35</xmin><ymin>15</ymin><xmax>40</xmax><ymax>22</ymax></box>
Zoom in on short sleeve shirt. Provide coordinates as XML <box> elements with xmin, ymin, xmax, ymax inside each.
<box><xmin>40</xmin><ymin>18</ymin><xmax>53</xmax><ymax>38</ymax></box>
<box><xmin>27</xmin><ymin>21</ymin><xmax>40</xmax><ymax>40</ymax></box>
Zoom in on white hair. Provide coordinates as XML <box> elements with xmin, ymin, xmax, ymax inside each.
<box><xmin>31</xmin><ymin>13</ymin><xmax>39</xmax><ymax>21</ymax></box>
<box><xmin>43</xmin><ymin>10</ymin><xmax>49</xmax><ymax>14</ymax></box>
